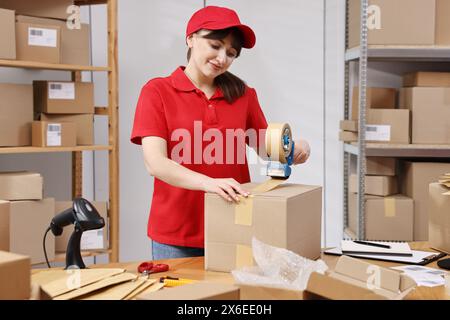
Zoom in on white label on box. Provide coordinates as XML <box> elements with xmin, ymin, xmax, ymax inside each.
<box><xmin>28</xmin><ymin>27</ymin><xmax>57</xmax><ymax>47</ymax></box>
<box><xmin>81</xmin><ymin>229</ymin><xmax>104</xmax><ymax>250</ymax></box>
<box><xmin>46</xmin><ymin>123</ymin><xmax>61</xmax><ymax>146</ymax></box>
<box><xmin>366</xmin><ymin>125</ymin><xmax>391</xmax><ymax>141</ymax></box>
<box><xmin>48</xmin><ymin>82</ymin><xmax>75</xmax><ymax>100</ymax></box>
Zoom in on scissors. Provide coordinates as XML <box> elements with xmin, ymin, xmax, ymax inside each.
<box><xmin>137</xmin><ymin>262</ymin><xmax>169</xmax><ymax>276</ymax></box>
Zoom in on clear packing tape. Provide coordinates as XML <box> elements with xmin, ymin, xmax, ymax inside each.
<box><xmin>232</xmin><ymin>237</ymin><xmax>328</xmax><ymax>291</ymax></box>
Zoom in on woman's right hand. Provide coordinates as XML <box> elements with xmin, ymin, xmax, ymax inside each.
<box><xmin>202</xmin><ymin>177</ymin><xmax>250</xmax><ymax>203</ymax></box>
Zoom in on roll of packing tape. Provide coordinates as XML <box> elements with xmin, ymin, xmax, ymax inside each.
<box><xmin>265</xmin><ymin>123</ymin><xmax>293</xmax><ymax>164</ymax></box>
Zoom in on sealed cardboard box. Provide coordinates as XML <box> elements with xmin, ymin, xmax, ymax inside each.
<box><xmin>33</xmin><ymin>81</ymin><xmax>94</xmax><ymax>114</ymax></box>
<box><xmin>32</xmin><ymin>121</ymin><xmax>76</xmax><ymax>147</ymax></box>
<box><xmin>339</xmin><ymin>131</ymin><xmax>358</xmax><ymax>142</ymax></box>
<box><xmin>0</xmin><ymin>171</ymin><xmax>43</xmax><ymax>200</ymax></box>
<box><xmin>348</xmin><ymin>193</ymin><xmax>414</xmax><ymax>241</ymax></box>
<box><xmin>367</xmin><ymin>109</ymin><xmax>410</xmax><ymax>144</ymax></box>
<box><xmin>348</xmin><ymin>0</ymin><xmax>435</xmax><ymax>48</ymax></box>
<box><xmin>401</xmin><ymin>161</ymin><xmax>450</xmax><ymax>240</ymax></box>
<box><xmin>0</xmin><ymin>250</ymin><xmax>30</xmax><ymax>300</ymax></box>
<box><xmin>399</xmin><ymin>87</ymin><xmax>450</xmax><ymax>144</ymax></box>
<box><xmin>0</xmin><ymin>8</ymin><xmax>16</xmax><ymax>59</ymax></box>
<box><xmin>436</xmin><ymin>0</ymin><xmax>450</xmax><ymax>45</ymax></box>
<box><xmin>403</xmin><ymin>72</ymin><xmax>450</xmax><ymax>87</ymax></box>
<box><xmin>16</xmin><ymin>15</ymin><xmax>90</xmax><ymax>66</ymax></box>
<box><xmin>205</xmin><ymin>182</ymin><xmax>322</xmax><ymax>272</ymax></box>
<box><xmin>55</xmin><ymin>201</ymin><xmax>108</xmax><ymax>252</ymax></box>
<box><xmin>40</xmin><ymin>113</ymin><xmax>94</xmax><ymax>145</ymax></box>
<box><xmin>367</xmin><ymin>157</ymin><xmax>396</xmax><ymax>176</ymax></box>
<box><xmin>349</xmin><ymin>174</ymin><xmax>398</xmax><ymax>196</ymax></box>
<box><xmin>351</xmin><ymin>87</ymin><xmax>396</xmax><ymax>121</ymax></box>
<box><xmin>0</xmin><ymin>0</ymin><xmax>74</xmax><ymax>20</ymax></box>
<box><xmin>340</xmin><ymin>120</ymin><xmax>358</xmax><ymax>132</ymax></box>
<box><xmin>16</xmin><ymin>22</ymin><xmax>61</xmax><ymax>64</ymax></box>
<box><xmin>428</xmin><ymin>182</ymin><xmax>450</xmax><ymax>253</ymax></box>
<box><xmin>0</xmin><ymin>198</ymin><xmax>55</xmax><ymax>264</ymax></box>
<box><xmin>138</xmin><ymin>282</ymin><xmax>240</xmax><ymax>300</ymax></box>
<box><xmin>0</xmin><ymin>83</ymin><xmax>33</xmax><ymax>147</ymax></box>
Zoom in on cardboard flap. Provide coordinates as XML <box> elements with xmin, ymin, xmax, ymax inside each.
<box><xmin>242</xmin><ymin>182</ymin><xmax>320</xmax><ymax>198</ymax></box>
<box><xmin>400</xmin><ymin>273</ymin><xmax>416</xmax><ymax>292</ymax></box>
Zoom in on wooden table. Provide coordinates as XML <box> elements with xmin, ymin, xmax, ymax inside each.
<box><xmin>95</xmin><ymin>242</ymin><xmax>450</xmax><ymax>300</ymax></box>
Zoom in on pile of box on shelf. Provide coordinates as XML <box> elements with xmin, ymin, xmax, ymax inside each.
<box><xmin>0</xmin><ymin>171</ymin><xmax>109</xmax><ymax>266</ymax></box>
<box><xmin>0</xmin><ymin>0</ymin><xmax>95</xmax><ymax>148</ymax></box>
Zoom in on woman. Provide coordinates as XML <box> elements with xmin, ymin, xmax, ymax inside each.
<box><xmin>131</xmin><ymin>6</ymin><xmax>311</xmax><ymax>260</ymax></box>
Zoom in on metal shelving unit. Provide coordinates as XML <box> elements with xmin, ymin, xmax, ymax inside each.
<box><xmin>343</xmin><ymin>0</ymin><xmax>450</xmax><ymax>239</ymax></box>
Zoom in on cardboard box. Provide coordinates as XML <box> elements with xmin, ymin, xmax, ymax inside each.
<box><xmin>351</xmin><ymin>87</ymin><xmax>397</xmax><ymax>121</ymax></box>
<box><xmin>16</xmin><ymin>22</ymin><xmax>61</xmax><ymax>64</ymax></box>
<box><xmin>40</xmin><ymin>113</ymin><xmax>94</xmax><ymax>145</ymax></box>
<box><xmin>436</xmin><ymin>0</ymin><xmax>450</xmax><ymax>45</ymax></box>
<box><xmin>348</xmin><ymin>0</ymin><xmax>435</xmax><ymax>48</ymax></box>
<box><xmin>349</xmin><ymin>174</ymin><xmax>398</xmax><ymax>196</ymax></box>
<box><xmin>339</xmin><ymin>131</ymin><xmax>358</xmax><ymax>142</ymax></box>
<box><xmin>340</xmin><ymin>120</ymin><xmax>358</xmax><ymax>132</ymax></box>
<box><xmin>401</xmin><ymin>161</ymin><xmax>450</xmax><ymax>240</ymax></box>
<box><xmin>403</xmin><ymin>72</ymin><xmax>450</xmax><ymax>87</ymax></box>
<box><xmin>0</xmin><ymin>0</ymin><xmax>74</xmax><ymax>20</ymax></box>
<box><xmin>33</xmin><ymin>81</ymin><xmax>94</xmax><ymax>114</ymax></box>
<box><xmin>32</xmin><ymin>121</ymin><xmax>76</xmax><ymax>147</ymax></box>
<box><xmin>0</xmin><ymin>8</ymin><xmax>16</xmax><ymax>59</ymax></box>
<box><xmin>367</xmin><ymin>109</ymin><xmax>410</xmax><ymax>144</ymax></box>
<box><xmin>238</xmin><ymin>284</ymin><xmax>305</xmax><ymax>300</ymax></box>
<box><xmin>428</xmin><ymin>183</ymin><xmax>450</xmax><ymax>253</ymax></box>
<box><xmin>0</xmin><ymin>250</ymin><xmax>30</xmax><ymax>300</ymax></box>
<box><xmin>0</xmin><ymin>198</ymin><xmax>55</xmax><ymax>264</ymax></box>
<box><xmin>16</xmin><ymin>15</ymin><xmax>90</xmax><ymax>66</ymax></box>
<box><xmin>367</xmin><ymin>157</ymin><xmax>396</xmax><ymax>176</ymax></box>
<box><xmin>205</xmin><ymin>182</ymin><xmax>322</xmax><ymax>272</ymax></box>
<box><xmin>348</xmin><ymin>193</ymin><xmax>414</xmax><ymax>241</ymax></box>
<box><xmin>138</xmin><ymin>282</ymin><xmax>240</xmax><ymax>300</ymax></box>
<box><xmin>0</xmin><ymin>171</ymin><xmax>43</xmax><ymax>201</ymax></box>
<box><xmin>0</xmin><ymin>83</ymin><xmax>33</xmax><ymax>147</ymax></box>
<box><xmin>399</xmin><ymin>87</ymin><xmax>450</xmax><ymax>144</ymax></box>
<box><xmin>55</xmin><ymin>201</ymin><xmax>108</xmax><ymax>252</ymax></box>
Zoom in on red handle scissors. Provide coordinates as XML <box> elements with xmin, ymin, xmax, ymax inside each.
<box><xmin>137</xmin><ymin>262</ymin><xmax>169</xmax><ymax>275</ymax></box>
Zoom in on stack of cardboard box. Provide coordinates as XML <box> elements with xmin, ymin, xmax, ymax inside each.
<box><xmin>348</xmin><ymin>157</ymin><xmax>414</xmax><ymax>241</ymax></box>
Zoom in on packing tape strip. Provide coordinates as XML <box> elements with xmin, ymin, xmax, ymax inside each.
<box><xmin>384</xmin><ymin>198</ymin><xmax>396</xmax><ymax>217</ymax></box>
<box><xmin>251</xmin><ymin>178</ymin><xmax>286</xmax><ymax>194</ymax></box>
<box><xmin>235</xmin><ymin>244</ymin><xmax>253</xmax><ymax>268</ymax></box>
<box><xmin>265</xmin><ymin>123</ymin><xmax>292</xmax><ymax>164</ymax></box>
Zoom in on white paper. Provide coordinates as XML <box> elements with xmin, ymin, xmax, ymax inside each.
<box><xmin>48</xmin><ymin>82</ymin><xmax>75</xmax><ymax>100</ymax></box>
<box><xmin>46</xmin><ymin>123</ymin><xmax>61</xmax><ymax>147</ymax></box>
<box><xmin>80</xmin><ymin>229</ymin><xmax>104</xmax><ymax>250</ymax></box>
<box><xmin>366</xmin><ymin>125</ymin><xmax>391</xmax><ymax>141</ymax></box>
<box><xmin>28</xmin><ymin>27</ymin><xmax>57</xmax><ymax>47</ymax></box>
<box><xmin>391</xmin><ymin>265</ymin><xmax>448</xmax><ymax>287</ymax></box>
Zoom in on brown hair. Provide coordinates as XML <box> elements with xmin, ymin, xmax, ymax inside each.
<box><xmin>187</xmin><ymin>28</ymin><xmax>246</xmax><ymax>104</ymax></box>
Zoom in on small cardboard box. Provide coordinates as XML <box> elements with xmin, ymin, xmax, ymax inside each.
<box><xmin>0</xmin><ymin>8</ymin><xmax>16</xmax><ymax>59</ymax></box>
<box><xmin>348</xmin><ymin>0</ymin><xmax>435</xmax><ymax>48</ymax></box>
<box><xmin>403</xmin><ymin>72</ymin><xmax>450</xmax><ymax>87</ymax></box>
<box><xmin>339</xmin><ymin>131</ymin><xmax>358</xmax><ymax>142</ymax></box>
<box><xmin>138</xmin><ymin>282</ymin><xmax>240</xmax><ymax>300</ymax></box>
<box><xmin>0</xmin><ymin>171</ymin><xmax>43</xmax><ymax>200</ymax></box>
<box><xmin>367</xmin><ymin>157</ymin><xmax>396</xmax><ymax>176</ymax></box>
<box><xmin>40</xmin><ymin>113</ymin><xmax>94</xmax><ymax>145</ymax></box>
<box><xmin>367</xmin><ymin>109</ymin><xmax>410</xmax><ymax>144</ymax></box>
<box><xmin>351</xmin><ymin>87</ymin><xmax>397</xmax><ymax>121</ymax></box>
<box><xmin>399</xmin><ymin>87</ymin><xmax>450</xmax><ymax>144</ymax></box>
<box><xmin>33</xmin><ymin>81</ymin><xmax>94</xmax><ymax>114</ymax></box>
<box><xmin>348</xmin><ymin>193</ymin><xmax>414</xmax><ymax>241</ymax></box>
<box><xmin>0</xmin><ymin>0</ymin><xmax>74</xmax><ymax>20</ymax></box>
<box><xmin>16</xmin><ymin>15</ymin><xmax>90</xmax><ymax>66</ymax></box>
<box><xmin>55</xmin><ymin>201</ymin><xmax>108</xmax><ymax>252</ymax></box>
<box><xmin>436</xmin><ymin>0</ymin><xmax>450</xmax><ymax>45</ymax></box>
<box><xmin>0</xmin><ymin>250</ymin><xmax>30</xmax><ymax>300</ymax></box>
<box><xmin>205</xmin><ymin>182</ymin><xmax>322</xmax><ymax>272</ymax></box>
<box><xmin>0</xmin><ymin>83</ymin><xmax>33</xmax><ymax>147</ymax></box>
<box><xmin>340</xmin><ymin>120</ymin><xmax>358</xmax><ymax>132</ymax></box>
<box><xmin>16</xmin><ymin>21</ymin><xmax>61</xmax><ymax>64</ymax></box>
<box><xmin>400</xmin><ymin>161</ymin><xmax>450</xmax><ymax>240</ymax></box>
<box><xmin>428</xmin><ymin>182</ymin><xmax>450</xmax><ymax>254</ymax></box>
<box><xmin>349</xmin><ymin>174</ymin><xmax>398</xmax><ymax>196</ymax></box>
<box><xmin>0</xmin><ymin>198</ymin><xmax>55</xmax><ymax>264</ymax></box>
<box><xmin>32</xmin><ymin>121</ymin><xmax>76</xmax><ymax>147</ymax></box>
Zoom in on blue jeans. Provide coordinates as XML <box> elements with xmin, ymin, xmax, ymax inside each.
<box><xmin>151</xmin><ymin>240</ymin><xmax>204</xmax><ymax>260</ymax></box>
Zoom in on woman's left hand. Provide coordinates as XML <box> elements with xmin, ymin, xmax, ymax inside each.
<box><xmin>293</xmin><ymin>139</ymin><xmax>311</xmax><ymax>164</ymax></box>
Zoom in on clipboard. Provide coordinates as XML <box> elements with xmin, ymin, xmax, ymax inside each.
<box><xmin>324</xmin><ymin>247</ymin><xmax>447</xmax><ymax>266</ymax></box>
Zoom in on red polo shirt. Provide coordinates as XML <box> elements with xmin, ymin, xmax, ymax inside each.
<box><xmin>131</xmin><ymin>66</ymin><xmax>268</xmax><ymax>248</ymax></box>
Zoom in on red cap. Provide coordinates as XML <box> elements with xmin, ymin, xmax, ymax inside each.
<box><xmin>186</xmin><ymin>6</ymin><xmax>256</xmax><ymax>49</ymax></box>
